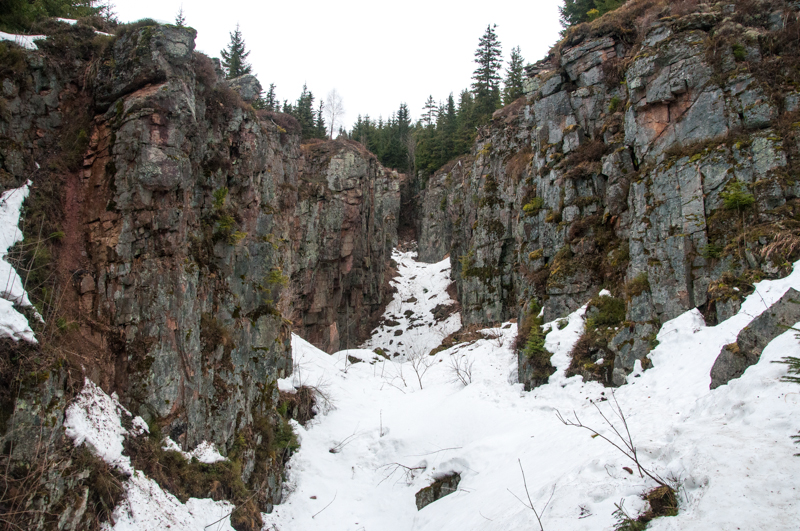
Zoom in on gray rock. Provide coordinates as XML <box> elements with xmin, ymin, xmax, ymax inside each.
<box><xmin>227</xmin><ymin>74</ymin><xmax>262</xmax><ymax>102</ymax></box>
<box><xmin>710</xmin><ymin>288</ymin><xmax>800</xmax><ymax>389</ymax></box>
<box><xmin>415</xmin><ymin>473</ymin><xmax>461</xmax><ymax>510</ymax></box>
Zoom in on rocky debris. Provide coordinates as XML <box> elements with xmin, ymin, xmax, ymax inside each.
<box><xmin>415</xmin><ymin>473</ymin><xmax>461</xmax><ymax>510</ymax></box>
<box><xmin>431</xmin><ymin>302</ymin><xmax>458</xmax><ymax>322</ymax></box>
<box><xmin>416</xmin><ymin>0</ymin><xmax>800</xmax><ymax>387</ymax></box>
<box><xmin>227</xmin><ymin>74</ymin><xmax>262</xmax><ymax>102</ymax></box>
<box><xmin>710</xmin><ymin>288</ymin><xmax>800</xmax><ymax>389</ymax></box>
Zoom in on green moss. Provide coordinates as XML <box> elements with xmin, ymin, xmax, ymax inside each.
<box><xmin>523</xmin><ymin>197</ymin><xmax>544</xmax><ymax>215</ymax></box>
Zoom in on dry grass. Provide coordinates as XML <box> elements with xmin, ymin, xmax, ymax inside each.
<box><xmin>505</xmin><ymin>147</ymin><xmax>533</xmax><ymax>183</ymax></box>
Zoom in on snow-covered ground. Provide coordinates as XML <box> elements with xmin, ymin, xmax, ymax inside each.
<box><xmin>360</xmin><ymin>250</ymin><xmax>462</xmax><ymax>360</ymax></box>
<box><xmin>267</xmin><ymin>250</ymin><xmax>800</xmax><ymax>531</ymax></box>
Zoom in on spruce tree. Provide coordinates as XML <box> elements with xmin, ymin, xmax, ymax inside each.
<box><xmin>220</xmin><ymin>24</ymin><xmax>252</xmax><ymax>79</ymax></box>
<box><xmin>264</xmin><ymin>83</ymin><xmax>277</xmax><ymax>112</ymax></box>
<box><xmin>503</xmin><ymin>46</ymin><xmax>525</xmax><ymax>104</ymax></box>
<box><xmin>175</xmin><ymin>5</ymin><xmax>185</xmax><ymax>27</ymax></box>
<box><xmin>422</xmin><ymin>96</ymin><xmax>438</xmax><ymax>127</ymax></box>
<box><xmin>291</xmin><ymin>84</ymin><xmax>316</xmax><ymax>140</ymax></box>
<box><xmin>472</xmin><ymin>24</ymin><xmax>503</xmax><ymax>123</ymax></box>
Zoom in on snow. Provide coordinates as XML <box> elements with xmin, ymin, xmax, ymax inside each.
<box><xmin>0</xmin><ymin>181</ymin><xmax>41</xmax><ymax>342</ymax></box>
<box><xmin>0</xmin><ymin>31</ymin><xmax>45</xmax><ymax>50</ymax></box>
<box><xmin>64</xmin><ymin>378</ymin><xmax>236</xmax><ymax>531</ymax></box>
<box><xmin>360</xmin><ymin>250</ymin><xmax>461</xmax><ymax>360</ymax></box>
<box><xmin>266</xmin><ymin>251</ymin><xmax>800</xmax><ymax>531</ymax></box>
<box><xmin>163</xmin><ymin>437</ymin><xmax>227</xmax><ymax>464</ymax></box>
<box><xmin>64</xmin><ymin>379</ymin><xmax>145</xmax><ymax>473</ymax></box>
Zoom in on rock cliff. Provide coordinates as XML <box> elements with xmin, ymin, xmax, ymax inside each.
<box><xmin>0</xmin><ymin>21</ymin><xmax>398</xmax><ymax>529</ymax></box>
<box><xmin>417</xmin><ymin>0</ymin><xmax>800</xmax><ymax>388</ymax></box>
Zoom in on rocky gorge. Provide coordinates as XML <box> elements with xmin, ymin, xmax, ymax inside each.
<box><xmin>0</xmin><ymin>0</ymin><xmax>799</xmax><ymax>529</ymax></box>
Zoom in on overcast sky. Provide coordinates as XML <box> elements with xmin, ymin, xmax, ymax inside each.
<box><xmin>112</xmin><ymin>0</ymin><xmax>563</xmax><ymax>129</ymax></box>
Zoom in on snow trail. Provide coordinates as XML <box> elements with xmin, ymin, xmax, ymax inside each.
<box><xmin>269</xmin><ymin>249</ymin><xmax>800</xmax><ymax>531</ymax></box>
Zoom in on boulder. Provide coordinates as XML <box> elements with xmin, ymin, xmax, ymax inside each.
<box><xmin>710</xmin><ymin>289</ymin><xmax>800</xmax><ymax>389</ymax></box>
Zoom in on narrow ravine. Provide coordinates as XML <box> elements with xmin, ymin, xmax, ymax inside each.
<box><xmin>266</xmin><ymin>249</ymin><xmax>800</xmax><ymax>531</ymax></box>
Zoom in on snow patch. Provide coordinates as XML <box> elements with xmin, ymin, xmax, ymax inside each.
<box><xmin>64</xmin><ymin>378</ymin><xmax>236</xmax><ymax>530</ymax></box>
<box><xmin>162</xmin><ymin>437</ymin><xmax>227</xmax><ymax>464</ymax></box>
<box><xmin>0</xmin><ymin>181</ymin><xmax>41</xmax><ymax>342</ymax></box>
<box><xmin>0</xmin><ymin>31</ymin><xmax>45</xmax><ymax>50</ymax></box>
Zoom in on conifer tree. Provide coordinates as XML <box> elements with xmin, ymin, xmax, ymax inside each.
<box><xmin>472</xmin><ymin>24</ymin><xmax>503</xmax><ymax>123</ymax></box>
<box><xmin>220</xmin><ymin>24</ymin><xmax>252</xmax><ymax>79</ymax></box>
<box><xmin>175</xmin><ymin>5</ymin><xmax>185</xmax><ymax>27</ymax></box>
<box><xmin>264</xmin><ymin>83</ymin><xmax>277</xmax><ymax>111</ymax></box>
<box><xmin>422</xmin><ymin>96</ymin><xmax>438</xmax><ymax>127</ymax></box>
<box><xmin>503</xmin><ymin>46</ymin><xmax>525</xmax><ymax>104</ymax></box>
<box><xmin>560</xmin><ymin>0</ymin><xmax>625</xmax><ymax>28</ymax></box>
<box><xmin>315</xmin><ymin>101</ymin><xmax>327</xmax><ymax>139</ymax></box>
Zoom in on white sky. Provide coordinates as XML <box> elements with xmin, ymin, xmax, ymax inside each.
<box><xmin>112</xmin><ymin>0</ymin><xmax>563</xmax><ymax>130</ymax></box>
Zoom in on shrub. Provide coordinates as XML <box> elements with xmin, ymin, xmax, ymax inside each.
<box><xmin>608</xmin><ymin>96</ymin><xmax>621</xmax><ymax>113</ymax></box>
<box><xmin>700</xmin><ymin>243</ymin><xmax>724</xmax><ymax>259</ymax></box>
<box><xmin>626</xmin><ymin>273</ymin><xmax>650</xmax><ymax>299</ymax></box>
<box><xmin>731</xmin><ymin>43</ymin><xmax>746</xmax><ymax>61</ymax></box>
<box><xmin>586</xmin><ymin>294</ymin><xmax>625</xmax><ymax>329</ymax></box>
<box><xmin>523</xmin><ymin>197</ymin><xmax>544</xmax><ymax>215</ymax></box>
<box><xmin>721</xmin><ymin>180</ymin><xmax>755</xmax><ymax>211</ymax></box>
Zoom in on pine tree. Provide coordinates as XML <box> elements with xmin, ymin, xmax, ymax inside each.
<box><xmin>455</xmin><ymin>89</ymin><xmax>476</xmax><ymax>154</ymax></box>
<box><xmin>175</xmin><ymin>5</ymin><xmax>186</xmax><ymax>27</ymax></box>
<box><xmin>422</xmin><ymin>95</ymin><xmax>438</xmax><ymax>127</ymax></box>
<box><xmin>439</xmin><ymin>94</ymin><xmax>457</xmax><ymax>163</ymax></box>
<box><xmin>503</xmin><ymin>46</ymin><xmax>525</xmax><ymax>104</ymax></box>
<box><xmin>472</xmin><ymin>24</ymin><xmax>503</xmax><ymax>123</ymax></box>
<box><xmin>220</xmin><ymin>24</ymin><xmax>252</xmax><ymax>79</ymax></box>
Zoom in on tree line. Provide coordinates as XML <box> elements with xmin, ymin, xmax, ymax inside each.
<box><xmin>346</xmin><ymin>24</ymin><xmax>526</xmax><ymax>176</ymax></box>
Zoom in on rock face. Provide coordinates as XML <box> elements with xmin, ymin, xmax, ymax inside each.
<box><xmin>0</xmin><ymin>22</ymin><xmax>398</xmax><ymax>528</ymax></box>
<box><xmin>417</xmin><ymin>0</ymin><xmax>800</xmax><ymax>388</ymax></box>
<box><xmin>710</xmin><ymin>288</ymin><xmax>800</xmax><ymax>389</ymax></box>
<box><xmin>293</xmin><ymin>140</ymin><xmax>400</xmax><ymax>353</ymax></box>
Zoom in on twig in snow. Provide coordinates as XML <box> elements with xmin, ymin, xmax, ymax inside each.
<box><xmin>329</xmin><ymin>428</ymin><xmax>360</xmax><ymax>454</ymax></box>
<box><xmin>555</xmin><ymin>390</ymin><xmax>668</xmax><ymax>488</ymax></box>
<box><xmin>311</xmin><ymin>491</ymin><xmax>337</xmax><ymax>519</ymax></box>
<box><xmin>377</xmin><ymin>462</ymin><xmax>427</xmax><ymax>486</ymax></box>
<box><xmin>449</xmin><ymin>354</ymin><xmax>474</xmax><ymax>386</ymax></box>
<box><xmin>507</xmin><ymin>459</ymin><xmax>554</xmax><ymax>531</ymax></box>
<box><xmin>406</xmin><ymin>446</ymin><xmax>463</xmax><ymax>458</ymax></box>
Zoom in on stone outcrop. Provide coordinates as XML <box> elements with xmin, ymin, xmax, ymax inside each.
<box><xmin>417</xmin><ymin>0</ymin><xmax>800</xmax><ymax>388</ymax></box>
<box><xmin>415</xmin><ymin>472</ymin><xmax>461</xmax><ymax>510</ymax></box>
<box><xmin>710</xmin><ymin>288</ymin><xmax>800</xmax><ymax>388</ymax></box>
<box><xmin>0</xmin><ymin>21</ymin><xmax>398</xmax><ymax>529</ymax></box>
